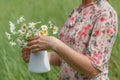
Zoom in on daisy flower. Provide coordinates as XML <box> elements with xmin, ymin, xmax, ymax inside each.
<box><xmin>41</xmin><ymin>25</ymin><xmax>48</xmax><ymax>31</ymax></box>
<box><xmin>26</xmin><ymin>30</ymin><xmax>32</xmax><ymax>39</ymax></box>
<box><xmin>42</xmin><ymin>30</ymin><xmax>48</xmax><ymax>35</ymax></box>
<box><xmin>29</xmin><ymin>22</ymin><xmax>36</xmax><ymax>29</ymax></box>
<box><xmin>17</xmin><ymin>16</ymin><xmax>25</xmax><ymax>24</ymax></box>
<box><xmin>53</xmin><ymin>26</ymin><xmax>58</xmax><ymax>34</ymax></box>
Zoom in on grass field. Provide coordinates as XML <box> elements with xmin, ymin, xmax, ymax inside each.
<box><xmin>0</xmin><ymin>0</ymin><xmax>119</xmax><ymax>80</ymax></box>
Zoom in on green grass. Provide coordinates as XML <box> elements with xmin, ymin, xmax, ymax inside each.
<box><xmin>0</xmin><ymin>0</ymin><xmax>119</xmax><ymax>80</ymax></box>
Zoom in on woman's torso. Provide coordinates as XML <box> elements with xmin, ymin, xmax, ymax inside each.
<box><xmin>58</xmin><ymin>0</ymin><xmax>117</xmax><ymax>80</ymax></box>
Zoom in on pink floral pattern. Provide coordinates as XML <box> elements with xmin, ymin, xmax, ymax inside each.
<box><xmin>58</xmin><ymin>0</ymin><xmax>118</xmax><ymax>80</ymax></box>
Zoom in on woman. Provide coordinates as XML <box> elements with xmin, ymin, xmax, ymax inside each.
<box><xmin>22</xmin><ymin>0</ymin><xmax>118</xmax><ymax>79</ymax></box>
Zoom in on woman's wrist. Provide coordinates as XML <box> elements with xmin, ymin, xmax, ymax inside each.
<box><xmin>48</xmin><ymin>36</ymin><xmax>60</xmax><ymax>52</ymax></box>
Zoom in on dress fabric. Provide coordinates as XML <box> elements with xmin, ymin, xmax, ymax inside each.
<box><xmin>58</xmin><ymin>0</ymin><xmax>118</xmax><ymax>80</ymax></box>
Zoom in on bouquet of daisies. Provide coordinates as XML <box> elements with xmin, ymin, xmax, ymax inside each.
<box><xmin>5</xmin><ymin>16</ymin><xmax>58</xmax><ymax>48</ymax></box>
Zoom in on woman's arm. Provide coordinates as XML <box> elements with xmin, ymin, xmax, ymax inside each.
<box><xmin>27</xmin><ymin>36</ymin><xmax>100</xmax><ymax>78</ymax></box>
<box><xmin>48</xmin><ymin>51</ymin><xmax>61</xmax><ymax>66</ymax></box>
<box><xmin>22</xmin><ymin>48</ymin><xmax>61</xmax><ymax>66</ymax></box>
<box><xmin>51</xmin><ymin>37</ymin><xmax>100</xmax><ymax>78</ymax></box>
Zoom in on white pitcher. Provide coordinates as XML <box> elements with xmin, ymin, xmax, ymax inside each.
<box><xmin>28</xmin><ymin>51</ymin><xmax>50</xmax><ymax>73</ymax></box>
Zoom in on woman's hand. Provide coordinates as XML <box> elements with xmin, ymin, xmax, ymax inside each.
<box><xmin>22</xmin><ymin>47</ymin><xmax>31</xmax><ymax>63</ymax></box>
<box><xmin>27</xmin><ymin>36</ymin><xmax>57</xmax><ymax>53</ymax></box>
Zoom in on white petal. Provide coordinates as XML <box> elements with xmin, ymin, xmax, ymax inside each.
<box><xmin>5</xmin><ymin>32</ymin><xmax>11</xmax><ymax>40</ymax></box>
<box><xmin>9</xmin><ymin>41</ymin><xmax>16</xmax><ymax>46</ymax></box>
<box><xmin>9</xmin><ymin>21</ymin><xmax>16</xmax><ymax>34</ymax></box>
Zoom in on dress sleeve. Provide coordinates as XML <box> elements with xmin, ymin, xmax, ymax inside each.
<box><xmin>86</xmin><ymin>11</ymin><xmax>118</xmax><ymax>71</ymax></box>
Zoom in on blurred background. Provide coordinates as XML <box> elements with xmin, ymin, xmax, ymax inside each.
<box><xmin>0</xmin><ymin>0</ymin><xmax>119</xmax><ymax>80</ymax></box>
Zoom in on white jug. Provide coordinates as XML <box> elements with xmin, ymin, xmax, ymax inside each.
<box><xmin>28</xmin><ymin>51</ymin><xmax>50</xmax><ymax>73</ymax></box>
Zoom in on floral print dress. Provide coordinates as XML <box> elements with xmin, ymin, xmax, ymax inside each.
<box><xmin>58</xmin><ymin>0</ymin><xmax>118</xmax><ymax>80</ymax></box>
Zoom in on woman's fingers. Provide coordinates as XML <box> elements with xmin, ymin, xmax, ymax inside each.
<box><xmin>22</xmin><ymin>54</ymin><xmax>30</xmax><ymax>63</ymax></box>
<box><xmin>27</xmin><ymin>35</ymin><xmax>51</xmax><ymax>53</ymax></box>
<box><xmin>22</xmin><ymin>48</ymin><xmax>31</xmax><ymax>63</ymax></box>
<box><xmin>28</xmin><ymin>36</ymin><xmax>39</xmax><ymax>42</ymax></box>
<box><xmin>24</xmin><ymin>54</ymin><xmax>30</xmax><ymax>63</ymax></box>
<box><xmin>27</xmin><ymin>40</ymin><xmax>38</xmax><ymax>46</ymax></box>
<box><xmin>31</xmin><ymin>48</ymin><xmax>40</xmax><ymax>53</ymax></box>
<box><xmin>31</xmin><ymin>47</ymin><xmax>44</xmax><ymax>53</ymax></box>
<box><xmin>27</xmin><ymin>36</ymin><xmax>43</xmax><ymax>52</ymax></box>
<box><xmin>22</xmin><ymin>52</ymin><xmax>30</xmax><ymax>63</ymax></box>
<box><xmin>30</xmin><ymin>44</ymin><xmax>39</xmax><ymax>50</ymax></box>
<box><xmin>22</xmin><ymin>47</ymin><xmax>30</xmax><ymax>53</ymax></box>
<box><xmin>27</xmin><ymin>37</ymin><xmax>41</xmax><ymax>48</ymax></box>
<box><xmin>25</xmin><ymin>57</ymin><xmax>30</xmax><ymax>63</ymax></box>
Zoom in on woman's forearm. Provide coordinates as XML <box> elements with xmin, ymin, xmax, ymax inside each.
<box><xmin>52</xmin><ymin>38</ymin><xmax>100</xmax><ymax>78</ymax></box>
<box><xmin>48</xmin><ymin>52</ymin><xmax>61</xmax><ymax>66</ymax></box>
